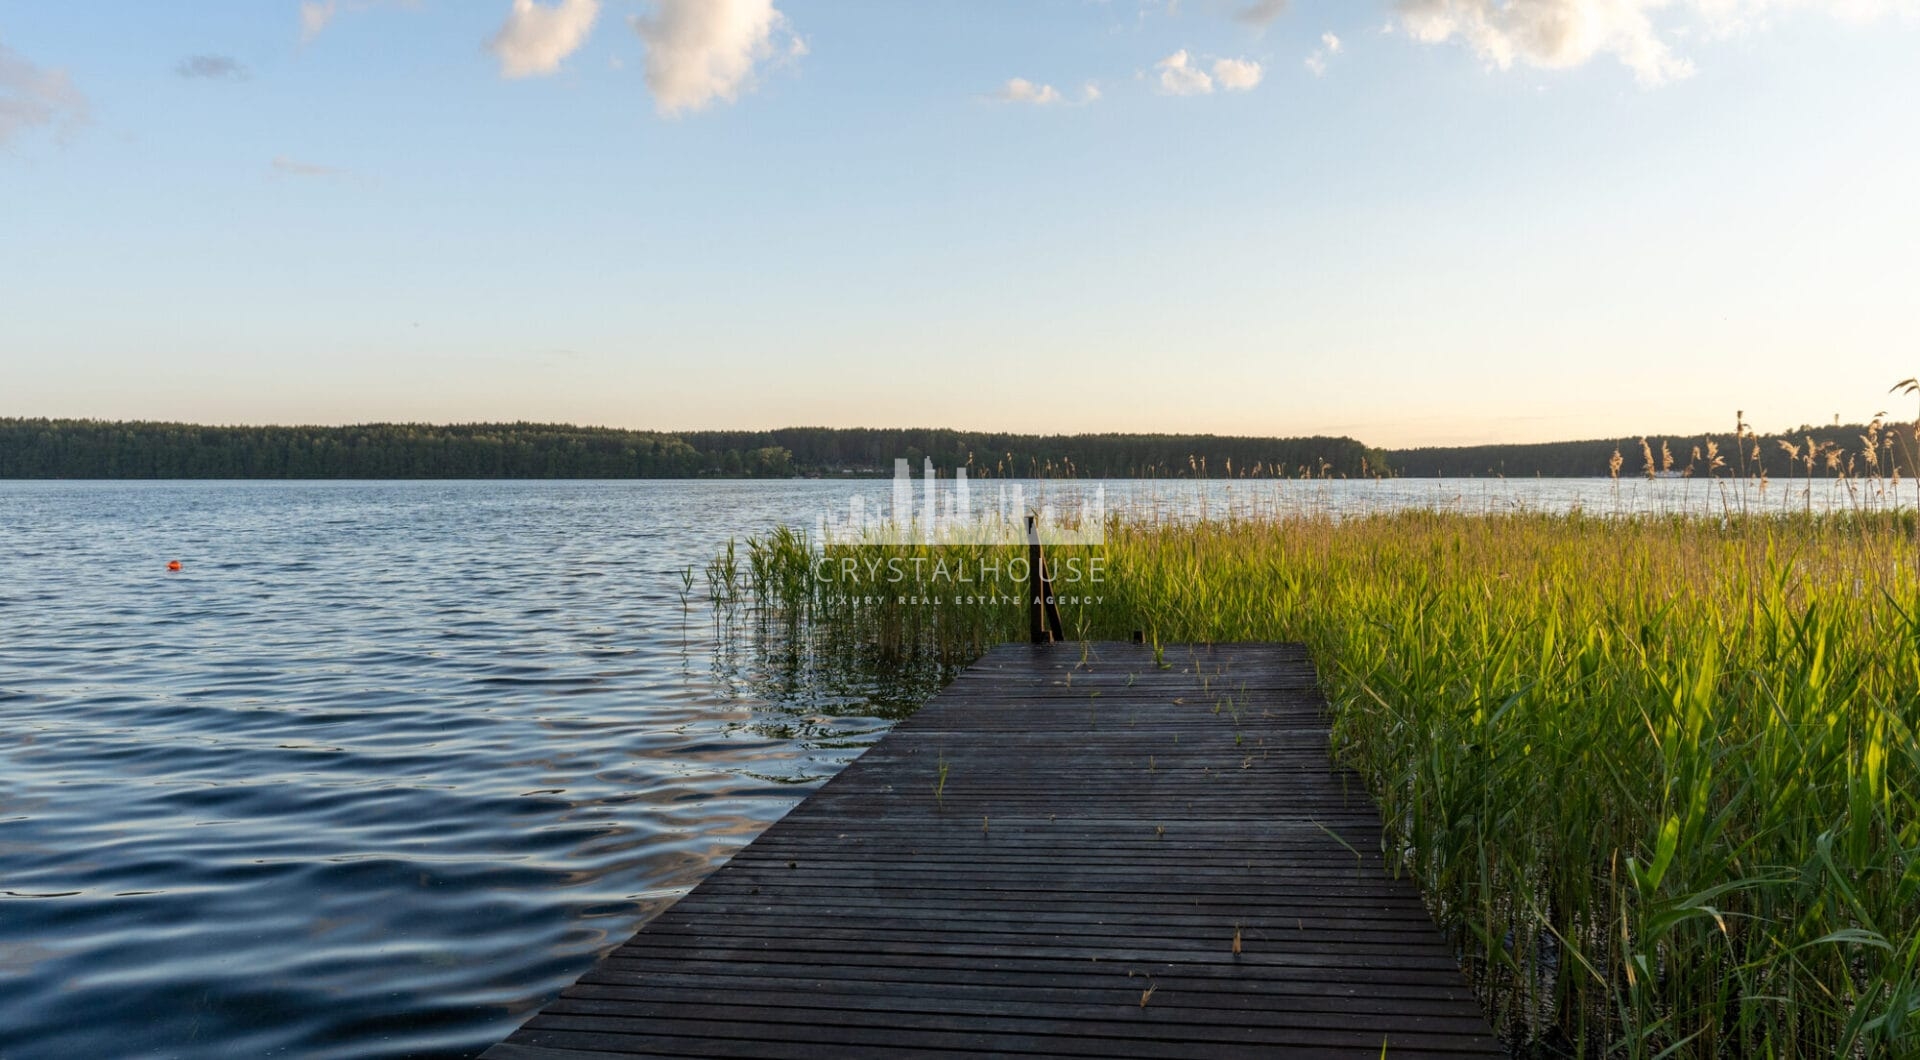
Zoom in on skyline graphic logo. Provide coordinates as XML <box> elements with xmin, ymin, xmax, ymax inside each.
<box><xmin>814</xmin><ymin>458</ymin><xmax>1105</xmax><ymax>546</ymax></box>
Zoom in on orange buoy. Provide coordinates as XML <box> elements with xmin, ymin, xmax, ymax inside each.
<box><xmin>167</xmin><ymin>560</ymin><xmax>182</xmax><ymax>571</ymax></box>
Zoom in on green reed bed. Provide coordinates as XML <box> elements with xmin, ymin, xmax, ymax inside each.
<box><xmin>716</xmin><ymin>510</ymin><xmax>1920</xmax><ymax>1057</ymax></box>
<box><xmin>707</xmin><ymin>524</ymin><xmax>1114</xmax><ymax>666</ymax></box>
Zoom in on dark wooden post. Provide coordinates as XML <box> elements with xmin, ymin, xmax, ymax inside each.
<box><xmin>1027</xmin><ymin>514</ymin><xmax>1048</xmax><ymax>644</ymax></box>
<box><xmin>1026</xmin><ymin>514</ymin><xmax>1066</xmax><ymax>644</ymax></box>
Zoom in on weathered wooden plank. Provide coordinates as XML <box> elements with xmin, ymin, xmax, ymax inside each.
<box><xmin>482</xmin><ymin>643</ymin><xmax>1501</xmax><ymax>1059</ymax></box>
<box><xmin>560</xmin><ymin>977</ymin><xmax>1485</xmax><ymax>1014</ymax></box>
<box><xmin>564</xmin><ymin>964</ymin><xmax>1484</xmax><ymax>1004</ymax></box>
<box><xmin>529</xmin><ymin>1003</ymin><xmax>1499</xmax><ymax>1046</ymax></box>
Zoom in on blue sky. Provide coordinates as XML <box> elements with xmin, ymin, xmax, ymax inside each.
<box><xmin>2</xmin><ymin>0</ymin><xmax>1916</xmax><ymax>446</ymax></box>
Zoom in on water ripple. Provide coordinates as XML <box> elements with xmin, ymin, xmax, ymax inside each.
<box><xmin>0</xmin><ymin>481</ymin><xmax>921</xmax><ymax>1060</ymax></box>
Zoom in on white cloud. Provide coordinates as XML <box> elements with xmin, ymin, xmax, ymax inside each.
<box><xmin>0</xmin><ymin>41</ymin><xmax>86</xmax><ymax>147</ymax></box>
<box><xmin>1393</xmin><ymin>0</ymin><xmax>1918</xmax><ymax>85</ymax></box>
<box><xmin>1396</xmin><ymin>0</ymin><xmax>1696</xmax><ymax>86</ymax></box>
<box><xmin>992</xmin><ymin>78</ymin><xmax>1062</xmax><ymax>104</ymax></box>
<box><xmin>629</xmin><ymin>0</ymin><xmax>798</xmax><ymax>116</ymax></box>
<box><xmin>1155</xmin><ymin>49</ymin><xmax>1213</xmax><ymax>94</ymax></box>
<box><xmin>1157</xmin><ymin>51</ymin><xmax>1264</xmax><ymax>95</ymax></box>
<box><xmin>1381</xmin><ymin>2</ymin><xmax>1920</xmax><ymax>87</ymax></box>
<box><xmin>490</xmin><ymin>0</ymin><xmax>600</xmax><ymax>78</ymax></box>
<box><xmin>990</xmin><ymin>78</ymin><xmax>1103</xmax><ymax>106</ymax></box>
<box><xmin>1211</xmin><ymin>56</ymin><xmax>1264</xmax><ymax>90</ymax></box>
<box><xmin>1235</xmin><ymin>0</ymin><xmax>1289</xmax><ymax>26</ymax></box>
<box><xmin>300</xmin><ymin>1</ymin><xmax>338</xmax><ymax>43</ymax></box>
<box><xmin>1305</xmin><ymin>31</ymin><xmax>1341</xmax><ymax>76</ymax></box>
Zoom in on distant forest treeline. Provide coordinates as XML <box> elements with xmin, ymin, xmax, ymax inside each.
<box><xmin>0</xmin><ymin>420</ymin><xmax>1384</xmax><ymax>480</ymax></box>
<box><xmin>1385</xmin><ymin>421</ymin><xmax>1919</xmax><ymax>479</ymax></box>
<box><xmin>679</xmin><ymin>428</ymin><xmax>1386</xmax><ymax>479</ymax></box>
<box><xmin>5</xmin><ymin>417</ymin><xmax>1913</xmax><ymax>480</ymax></box>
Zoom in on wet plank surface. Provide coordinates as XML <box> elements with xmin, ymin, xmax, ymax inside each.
<box><xmin>483</xmin><ymin>642</ymin><xmax>1503</xmax><ymax>1058</ymax></box>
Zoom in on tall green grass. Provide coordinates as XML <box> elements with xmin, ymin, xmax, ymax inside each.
<box><xmin>715</xmin><ymin>510</ymin><xmax>1920</xmax><ymax>1056</ymax></box>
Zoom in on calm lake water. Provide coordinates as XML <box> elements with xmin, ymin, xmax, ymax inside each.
<box><xmin>0</xmin><ymin>476</ymin><xmax>1881</xmax><ymax>1059</ymax></box>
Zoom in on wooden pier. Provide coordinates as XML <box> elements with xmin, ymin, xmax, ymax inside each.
<box><xmin>484</xmin><ymin>642</ymin><xmax>1502</xmax><ymax>1058</ymax></box>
